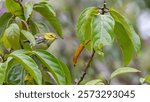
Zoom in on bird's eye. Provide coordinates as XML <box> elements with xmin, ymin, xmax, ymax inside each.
<box><xmin>49</xmin><ymin>34</ymin><xmax>55</xmax><ymax>38</ymax></box>
<box><xmin>44</xmin><ymin>33</ymin><xmax>56</xmax><ymax>40</ymax></box>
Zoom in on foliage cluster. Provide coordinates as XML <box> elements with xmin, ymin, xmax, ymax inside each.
<box><xmin>0</xmin><ymin>0</ymin><xmax>150</xmax><ymax>85</ymax></box>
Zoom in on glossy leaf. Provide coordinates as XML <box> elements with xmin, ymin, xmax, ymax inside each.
<box><xmin>1</xmin><ymin>32</ymin><xmax>11</xmax><ymax>49</ymax></box>
<box><xmin>92</xmin><ymin>15</ymin><xmax>115</xmax><ymax>55</ymax></box>
<box><xmin>33</xmin><ymin>1</ymin><xmax>62</xmax><ymax>37</ymax></box>
<box><xmin>114</xmin><ymin>22</ymin><xmax>133</xmax><ymax>65</ymax></box>
<box><xmin>5</xmin><ymin>23</ymin><xmax>21</xmax><ymax>50</ymax></box>
<box><xmin>140</xmin><ymin>75</ymin><xmax>150</xmax><ymax>84</ymax></box>
<box><xmin>24</xmin><ymin>2</ymin><xmax>33</xmax><ymax>21</ymax></box>
<box><xmin>0</xmin><ymin>57</ymin><xmax>12</xmax><ymax>84</ymax></box>
<box><xmin>59</xmin><ymin>60</ymin><xmax>72</xmax><ymax>84</ymax></box>
<box><xmin>76</xmin><ymin>7</ymin><xmax>99</xmax><ymax>43</ymax></box>
<box><xmin>7</xmin><ymin>64</ymin><xmax>24</xmax><ymax>85</ymax></box>
<box><xmin>5</xmin><ymin>0</ymin><xmax>23</xmax><ymax>18</ymax></box>
<box><xmin>110</xmin><ymin>67</ymin><xmax>141</xmax><ymax>80</ymax></box>
<box><xmin>9</xmin><ymin>51</ymin><xmax>42</xmax><ymax>85</ymax></box>
<box><xmin>10</xmin><ymin>49</ymin><xmax>30</xmax><ymax>55</ymax></box>
<box><xmin>110</xmin><ymin>9</ymin><xmax>141</xmax><ymax>52</ymax></box>
<box><xmin>0</xmin><ymin>13</ymin><xmax>12</xmax><ymax>38</ymax></box>
<box><xmin>33</xmin><ymin>50</ymin><xmax>72</xmax><ymax>85</ymax></box>
<box><xmin>110</xmin><ymin>9</ymin><xmax>141</xmax><ymax>65</ymax></box>
<box><xmin>129</xmin><ymin>25</ymin><xmax>141</xmax><ymax>53</ymax></box>
<box><xmin>21</xmin><ymin>30</ymin><xmax>36</xmax><ymax>46</ymax></box>
<box><xmin>85</xmin><ymin>79</ymin><xmax>104</xmax><ymax>85</ymax></box>
<box><xmin>0</xmin><ymin>63</ymin><xmax>7</xmax><ymax>84</ymax></box>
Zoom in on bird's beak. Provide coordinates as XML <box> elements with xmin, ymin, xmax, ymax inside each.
<box><xmin>54</xmin><ymin>36</ymin><xmax>58</xmax><ymax>39</ymax></box>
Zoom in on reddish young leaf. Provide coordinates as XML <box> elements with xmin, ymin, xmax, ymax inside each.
<box><xmin>73</xmin><ymin>40</ymin><xmax>91</xmax><ymax>66</ymax></box>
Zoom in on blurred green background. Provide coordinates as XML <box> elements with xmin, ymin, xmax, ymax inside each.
<box><xmin>1</xmin><ymin>0</ymin><xmax>150</xmax><ymax>84</ymax></box>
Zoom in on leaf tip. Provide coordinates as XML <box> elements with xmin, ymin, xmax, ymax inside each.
<box><xmin>73</xmin><ymin>64</ymin><xmax>76</xmax><ymax>67</ymax></box>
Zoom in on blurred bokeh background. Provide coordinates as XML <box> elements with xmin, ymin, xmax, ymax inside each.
<box><xmin>1</xmin><ymin>0</ymin><xmax>150</xmax><ymax>84</ymax></box>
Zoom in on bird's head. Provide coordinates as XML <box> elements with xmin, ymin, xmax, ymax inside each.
<box><xmin>44</xmin><ymin>33</ymin><xmax>57</xmax><ymax>41</ymax></box>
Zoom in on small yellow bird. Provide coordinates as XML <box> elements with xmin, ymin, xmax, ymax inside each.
<box><xmin>24</xmin><ymin>33</ymin><xmax>57</xmax><ymax>49</ymax></box>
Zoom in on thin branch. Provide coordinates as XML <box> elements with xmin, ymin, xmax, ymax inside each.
<box><xmin>75</xmin><ymin>49</ymin><xmax>95</xmax><ymax>85</ymax></box>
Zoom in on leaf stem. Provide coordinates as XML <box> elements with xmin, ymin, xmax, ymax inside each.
<box><xmin>75</xmin><ymin>49</ymin><xmax>95</xmax><ymax>85</ymax></box>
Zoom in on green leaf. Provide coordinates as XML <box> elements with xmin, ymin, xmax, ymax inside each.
<box><xmin>21</xmin><ymin>30</ymin><xmax>36</xmax><ymax>46</ymax></box>
<box><xmin>0</xmin><ymin>48</ymin><xmax>2</xmax><ymax>57</ymax></box>
<box><xmin>5</xmin><ymin>23</ymin><xmax>21</xmax><ymax>50</ymax></box>
<box><xmin>5</xmin><ymin>0</ymin><xmax>23</xmax><ymax>18</ymax></box>
<box><xmin>24</xmin><ymin>74</ymin><xmax>36</xmax><ymax>85</ymax></box>
<box><xmin>85</xmin><ymin>79</ymin><xmax>104</xmax><ymax>85</ymax></box>
<box><xmin>9</xmin><ymin>51</ymin><xmax>42</xmax><ymax>85</ymax></box>
<box><xmin>140</xmin><ymin>75</ymin><xmax>150</xmax><ymax>84</ymax></box>
<box><xmin>129</xmin><ymin>25</ymin><xmax>141</xmax><ymax>53</ymax></box>
<box><xmin>59</xmin><ymin>60</ymin><xmax>72</xmax><ymax>84</ymax></box>
<box><xmin>0</xmin><ymin>13</ymin><xmax>12</xmax><ymax>38</ymax></box>
<box><xmin>139</xmin><ymin>78</ymin><xmax>145</xmax><ymax>84</ymax></box>
<box><xmin>144</xmin><ymin>75</ymin><xmax>150</xmax><ymax>84</ymax></box>
<box><xmin>7</xmin><ymin>64</ymin><xmax>24</xmax><ymax>85</ymax></box>
<box><xmin>110</xmin><ymin>67</ymin><xmax>141</xmax><ymax>80</ymax></box>
<box><xmin>10</xmin><ymin>49</ymin><xmax>30</xmax><ymax>55</ymax></box>
<box><xmin>15</xmin><ymin>17</ymin><xmax>22</xmax><ymax>29</ymax></box>
<box><xmin>110</xmin><ymin>9</ymin><xmax>141</xmax><ymax>53</ymax></box>
<box><xmin>1</xmin><ymin>32</ymin><xmax>11</xmax><ymax>49</ymax></box>
<box><xmin>24</xmin><ymin>2</ymin><xmax>33</xmax><ymax>21</ymax></box>
<box><xmin>35</xmin><ymin>22</ymin><xmax>50</xmax><ymax>33</ymax></box>
<box><xmin>29</xmin><ymin>20</ymin><xmax>38</xmax><ymax>35</ymax></box>
<box><xmin>33</xmin><ymin>50</ymin><xmax>72</xmax><ymax>85</ymax></box>
<box><xmin>0</xmin><ymin>63</ymin><xmax>7</xmax><ymax>84</ymax></box>
<box><xmin>29</xmin><ymin>20</ymin><xmax>49</xmax><ymax>35</ymax></box>
<box><xmin>33</xmin><ymin>1</ymin><xmax>62</xmax><ymax>37</ymax></box>
<box><xmin>114</xmin><ymin>22</ymin><xmax>133</xmax><ymax>65</ymax></box>
<box><xmin>92</xmin><ymin>15</ymin><xmax>115</xmax><ymax>55</ymax></box>
<box><xmin>0</xmin><ymin>57</ymin><xmax>12</xmax><ymax>84</ymax></box>
<box><xmin>77</xmin><ymin>7</ymin><xmax>99</xmax><ymax>43</ymax></box>
<box><xmin>110</xmin><ymin>9</ymin><xmax>141</xmax><ymax>65</ymax></box>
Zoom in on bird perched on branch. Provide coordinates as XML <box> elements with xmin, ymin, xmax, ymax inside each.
<box><xmin>23</xmin><ymin>33</ymin><xmax>57</xmax><ymax>49</ymax></box>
